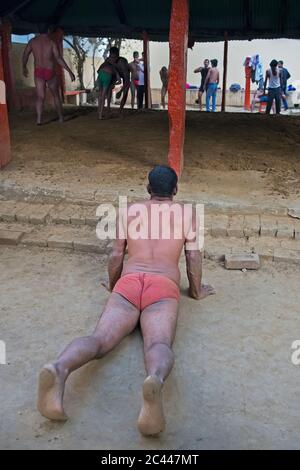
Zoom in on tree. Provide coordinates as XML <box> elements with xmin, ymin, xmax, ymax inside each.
<box><xmin>64</xmin><ymin>36</ymin><xmax>126</xmax><ymax>90</ymax></box>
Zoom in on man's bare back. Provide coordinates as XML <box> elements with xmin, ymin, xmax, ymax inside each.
<box><xmin>206</xmin><ymin>67</ymin><xmax>219</xmax><ymax>84</ymax></box>
<box><xmin>27</xmin><ymin>35</ymin><xmax>57</xmax><ymax>70</ymax></box>
<box><xmin>22</xmin><ymin>32</ymin><xmax>75</xmax><ymax>125</ymax></box>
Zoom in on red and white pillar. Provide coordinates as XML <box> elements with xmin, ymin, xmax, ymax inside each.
<box><xmin>167</xmin><ymin>0</ymin><xmax>189</xmax><ymax>176</ymax></box>
<box><xmin>0</xmin><ymin>21</ymin><xmax>11</xmax><ymax>168</ymax></box>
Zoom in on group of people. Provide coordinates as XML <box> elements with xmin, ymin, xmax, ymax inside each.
<box><xmin>253</xmin><ymin>59</ymin><xmax>291</xmax><ymax>114</ymax></box>
<box><xmin>97</xmin><ymin>48</ymin><xmax>148</xmax><ymax>119</ymax></box>
<box><xmin>194</xmin><ymin>56</ymin><xmax>291</xmax><ymax>114</ymax></box>
<box><xmin>194</xmin><ymin>59</ymin><xmax>220</xmax><ymax>112</ymax></box>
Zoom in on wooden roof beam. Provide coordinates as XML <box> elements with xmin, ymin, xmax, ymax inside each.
<box><xmin>113</xmin><ymin>0</ymin><xmax>128</xmax><ymax>26</ymax></box>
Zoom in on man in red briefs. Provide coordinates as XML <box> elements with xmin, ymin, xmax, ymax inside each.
<box><xmin>37</xmin><ymin>166</ymin><xmax>215</xmax><ymax>435</ymax></box>
<box><xmin>22</xmin><ymin>25</ymin><xmax>75</xmax><ymax>125</ymax></box>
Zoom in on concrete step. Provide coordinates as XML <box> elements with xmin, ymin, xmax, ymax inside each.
<box><xmin>1</xmin><ymin>199</ymin><xmax>300</xmax><ymax>242</ymax></box>
<box><xmin>1</xmin><ymin>222</ymin><xmax>300</xmax><ymax>265</ymax></box>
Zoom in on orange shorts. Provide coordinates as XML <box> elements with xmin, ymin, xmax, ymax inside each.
<box><xmin>113</xmin><ymin>273</ymin><xmax>180</xmax><ymax>311</ymax></box>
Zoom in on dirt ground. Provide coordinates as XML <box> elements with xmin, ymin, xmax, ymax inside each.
<box><xmin>1</xmin><ymin>246</ymin><xmax>300</xmax><ymax>450</ymax></box>
<box><xmin>3</xmin><ymin>108</ymin><xmax>300</xmax><ymax>208</ymax></box>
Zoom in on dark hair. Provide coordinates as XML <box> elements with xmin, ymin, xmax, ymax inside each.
<box><xmin>148</xmin><ymin>166</ymin><xmax>178</xmax><ymax>197</ymax></box>
<box><xmin>278</xmin><ymin>60</ymin><xmax>283</xmax><ymax>65</ymax></box>
<box><xmin>133</xmin><ymin>51</ymin><xmax>139</xmax><ymax>57</ymax></box>
<box><xmin>270</xmin><ymin>59</ymin><xmax>278</xmax><ymax>67</ymax></box>
<box><xmin>110</xmin><ymin>47</ymin><xmax>119</xmax><ymax>57</ymax></box>
<box><xmin>211</xmin><ymin>59</ymin><xmax>218</xmax><ymax>67</ymax></box>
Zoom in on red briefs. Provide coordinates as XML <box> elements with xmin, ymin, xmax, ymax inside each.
<box><xmin>113</xmin><ymin>273</ymin><xmax>180</xmax><ymax>311</ymax></box>
<box><xmin>34</xmin><ymin>68</ymin><xmax>56</xmax><ymax>82</ymax></box>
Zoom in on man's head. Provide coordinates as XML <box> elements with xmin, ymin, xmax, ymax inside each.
<box><xmin>270</xmin><ymin>59</ymin><xmax>278</xmax><ymax>71</ymax></box>
<box><xmin>147</xmin><ymin>166</ymin><xmax>178</xmax><ymax>198</ymax></box>
<box><xmin>204</xmin><ymin>59</ymin><xmax>210</xmax><ymax>68</ymax></box>
<box><xmin>211</xmin><ymin>59</ymin><xmax>218</xmax><ymax>68</ymax></box>
<box><xmin>278</xmin><ymin>60</ymin><xmax>284</xmax><ymax>68</ymax></box>
<box><xmin>109</xmin><ymin>47</ymin><xmax>120</xmax><ymax>59</ymax></box>
<box><xmin>133</xmin><ymin>51</ymin><xmax>139</xmax><ymax>60</ymax></box>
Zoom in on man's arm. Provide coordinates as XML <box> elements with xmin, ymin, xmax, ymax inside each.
<box><xmin>194</xmin><ymin>66</ymin><xmax>202</xmax><ymax>73</ymax></box>
<box><xmin>107</xmin><ymin>237</ymin><xmax>126</xmax><ymax>291</ymax></box>
<box><xmin>184</xmin><ymin>207</ymin><xmax>215</xmax><ymax>300</ymax></box>
<box><xmin>204</xmin><ymin>68</ymin><xmax>211</xmax><ymax>88</ymax></box>
<box><xmin>22</xmin><ymin>40</ymin><xmax>33</xmax><ymax>77</ymax></box>
<box><xmin>263</xmin><ymin>70</ymin><xmax>269</xmax><ymax>94</ymax></box>
<box><xmin>52</xmin><ymin>42</ymin><xmax>75</xmax><ymax>82</ymax></box>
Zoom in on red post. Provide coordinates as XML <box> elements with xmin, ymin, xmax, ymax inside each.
<box><xmin>143</xmin><ymin>31</ymin><xmax>151</xmax><ymax>109</ymax></box>
<box><xmin>167</xmin><ymin>0</ymin><xmax>189</xmax><ymax>176</ymax></box>
<box><xmin>221</xmin><ymin>31</ymin><xmax>228</xmax><ymax>112</ymax></box>
<box><xmin>0</xmin><ymin>26</ymin><xmax>12</xmax><ymax>168</ymax></box>
<box><xmin>244</xmin><ymin>56</ymin><xmax>251</xmax><ymax>111</ymax></box>
<box><xmin>0</xmin><ymin>18</ymin><xmax>19</xmax><ymax>111</ymax></box>
<box><xmin>49</xmin><ymin>28</ymin><xmax>66</xmax><ymax>101</ymax></box>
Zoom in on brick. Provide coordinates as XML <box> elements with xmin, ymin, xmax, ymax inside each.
<box><xmin>288</xmin><ymin>208</ymin><xmax>300</xmax><ymax>219</ymax></box>
<box><xmin>211</xmin><ymin>215</ymin><xmax>229</xmax><ymax>237</ymax></box>
<box><xmin>47</xmin><ymin>234</ymin><xmax>73</xmax><ymax>249</ymax></box>
<box><xmin>74</xmin><ymin>238</ymin><xmax>108</xmax><ymax>254</ymax></box>
<box><xmin>243</xmin><ymin>215</ymin><xmax>260</xmax><ymax>237</ymax></box>
<box><xmin>227</xmin><ymin>215</ymin><xmax>244</xmax><ymax>238</ymax></box>
<box><xmin>225</xmin><ymin>253</ymin><xmax>260</xmax><ymax>270</ymax></box>
<box><xmin>0</xmin><ymin>201</ymin><xmax>26</xmax><ymax>222</ymax></box>
<box><xmin>276</xmin><ymin>225</ymin><xmax>294</xmax><ymax>239</ymax></box>
<box><xmin>21</xmin><ymin>231</ymin><xmax>48</xmax><ymax>247</ymax></box>
<box><xmin>16</xmin><ymin>204</ymin><xmax>53</xmax><ymax>224</ymax></box>
<box><xmin>260</xmin><ymin>216</ymin><xmax>277</xmax><ymax>237</ymax></box>
<box><xmin>273</xmin><ymin>248</ymin><xmax>300</xmax><ymax>264</ymax></box>
<box><xmin>0</xmin><ymin>230</ymin><xmax>24</xmax><ymax>245</ymax></box>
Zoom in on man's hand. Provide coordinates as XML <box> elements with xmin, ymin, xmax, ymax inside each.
<box><xmin>23</xmin><ymin>66</ymin><xmax>29</xmax><ymax>78</ymax></box>
<box><xmin>189</xmin><ymin>284</ymin><xmax>216</xmax><ymax>300</ymax></box>
<box><xmin>69</xmin><ymin>71</ymin><xmax>75</xmax><ymax>82</ymax></box>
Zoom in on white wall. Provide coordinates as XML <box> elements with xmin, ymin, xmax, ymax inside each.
<box><xmin>148</xmin><ymin>38</ymin><xmax>300</xmax><ymax>89</ymax></box>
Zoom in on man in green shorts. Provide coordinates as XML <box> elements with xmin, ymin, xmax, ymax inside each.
<box><xmin>97</xmin><ymin>47</ymin><xmax>120</xmax><ymax>119</ymax></box>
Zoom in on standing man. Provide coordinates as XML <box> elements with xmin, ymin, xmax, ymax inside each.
<box><xmin>137</xmin><ymin>53</ymin><xmax>145</xmax><ymax>110</ymax></box>
<box><xmin>22</xmin><ymin>25</ymin><xmax>75</xmax><ymax>125</ymax></box>
<box><xmin>264</xmin><ymin>59</ymin><xmax>282</xmax><ymax>115</ymax></box>
<box><xmin>159</xmin><ymin>66</ymin><xmax>168</xmax><ymax>110</ymax></box>
<box><xmin>194</xmin><ymin>59</ymin><xmax>210</xmax><ymax>111</ymax></box>
<box><xmin>278</xmin><ymin>60</ymin><xmax>291</xmax><ymax>112</ymax></box>
<box><xmin>204</xmin><ymin>59</ymin><xmax>219</xmax><ymax>112</ymax></box>
<box><xmin>97</xmin><ymin>47</ymin><xmax>120</xmax><ymax>119</ymax></box>
<box><xmin>37</xmin><ymin>165</ymin><xmax>215</xmax><ymax>436</ymax></box>
<box><xmin>129</xmin><ymin>51</ymin><xmax>140</xmax><ymax>109</ymax></box>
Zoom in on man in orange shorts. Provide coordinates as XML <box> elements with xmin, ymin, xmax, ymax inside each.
<box><xmin>37</xmin><ymin>166</ymin><xmax>215</xmax><ymax>435</ymax></box>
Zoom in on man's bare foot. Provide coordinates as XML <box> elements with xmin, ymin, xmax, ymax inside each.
<box><xmin>98</xmin><ymin>114</ymin><xmax>104</xmax><ymax>120</ymax></box>
<box><xmin>58</xmin><ymin>116</ymin><xmax>64</xmax><ymax>123</ymax></box>
<box><xmin>137</xmin><ymin>375</ymin><xmax>165</xmax><ymax>436</ymax></box>
<box><xmin>189</xmin><ymin>284</ymin><xmax>216</xmax><ymax>300</ymax></box>
<box><xmin>37</xmin><ymin>364</ymin><xmax>68</xmax><ymax>421</ymax></box>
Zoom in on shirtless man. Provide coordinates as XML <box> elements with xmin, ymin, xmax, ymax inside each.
<box><xmin>159</xmin><ymin>66</ymin><xmax>168</xmax><ymax>110</ymax></box>
<box><xmin>114</xmin><ymin>56</ymin><xmax>131</xmax><ymax>113</ymax></box>
<box><xmin>204</xmin><ymin>59</ymin><xmax>220</xmax><ymax>112</ymax></box>
<box><xmin>97</xmin><ymin>47</ymin><xmax>120</xmax><ymax>119</ymax></box>
<box><xmin>37</xmin><ymin>165</ymin><xmax>215</xmax><ymax>436</ymax></box>
<box><xmin>129</xmin><ymin>51</ymin><xmax>140</xmax><ymax>109</ymax></box>
<box><xmin>194</xmin><ymin>59</ymin><xmax>210</xmax><ymax>111</ymax></box>
<box><xmin>22</xmin><ymin>25</ymin><xmax>75</xmax><ymax>125</ymax></box>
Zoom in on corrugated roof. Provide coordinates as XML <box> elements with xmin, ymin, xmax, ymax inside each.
<box><xmin>1</xmin><ymin>0</ymin><xmax>300</xmax><ymax>42</ymax></box>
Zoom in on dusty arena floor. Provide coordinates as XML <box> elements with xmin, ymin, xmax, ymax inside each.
<box><xmin>3</xmin><ymin>107</ymin><xmax>300</xmax><ymax>208</ymax></box>
<box><xmin>1</xmin><ymin>246</ymin><xmax>300</xmax><ymax>450</ymax></box>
